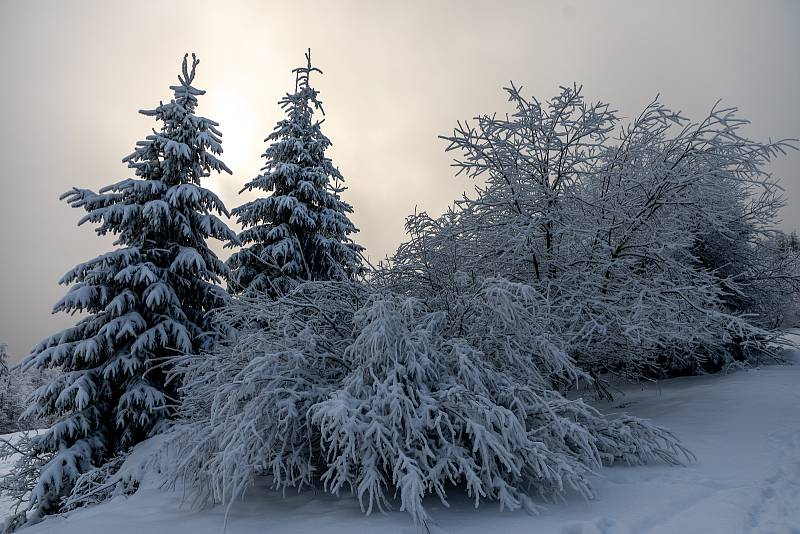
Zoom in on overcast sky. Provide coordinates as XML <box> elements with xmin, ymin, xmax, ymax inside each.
<box><xmin>1</xmin><ymin>0</ymin><xmax>798</xmax><ymax>360</ymax></box>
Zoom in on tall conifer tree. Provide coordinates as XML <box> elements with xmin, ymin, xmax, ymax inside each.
<box><xmin>228</xmin><ymin>50</ymin><xmax>363</xmax><ymax>295</ymax></box>
<box><xmin>20</xmin><ymin>54</ymin><xmax>236</xmax><ymax>517</ymax></box>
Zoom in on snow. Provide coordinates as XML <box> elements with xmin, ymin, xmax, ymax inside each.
<box><xmin>7</xmin><ymin>340</ymin><xmax>799</xmax><ymax>534</ymax></box>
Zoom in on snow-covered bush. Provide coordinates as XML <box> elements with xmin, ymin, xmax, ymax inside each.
<box><xmin>0</xmin><ymin>345</ymin><xmax>58</xmax><ymax>434</ymax></box>
<box><xmin>709</xmin><ymin>230</ymin><xmax>800</xmax><ymax>330</ymax></box>
<box><xmin>227</xmin><ymin>50</ymin><xmax>363</xmax><ymax>296</ymax></box>
<box><xmin>6</xmin><ymin>53</ymin><xmax>236</xmax><ymax>525</ymax></box>
<box><xmin>167</xmin><ymin>280</ymin><xmax>691</xmax><ymax>525</ymax></box>
<box><xmin>384</xmin><ymin>84</ymin><xmax>795</xmax><ymax>381</ymax></box>
<box><xmin>166</xmin><ymin>282</ymin><xmax>356</xmax><ymax>507</ymax></box>
<box><xmin>0</xmin><ymin>432</ymin><xmax>47</xmax><ymax>531</ymax></box>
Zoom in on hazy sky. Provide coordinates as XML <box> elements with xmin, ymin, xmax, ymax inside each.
<box><xmin>1</xmin><ymin>0</ymin><xmax>798</xmax><ymax>360</ymax></box>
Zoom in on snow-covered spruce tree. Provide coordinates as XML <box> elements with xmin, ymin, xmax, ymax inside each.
<box><xmin>227</xmin><ymin>50</ymin><xmax>363</xmax><ymax>296</ymax></box>
<box><xmin>166</xmin><ymin>280</ymin><xmax>691</xmax><ymax>525</ymax></box>
<box><xmin>13</xmin><ymin>54</ymin><xmax>236</xmax><ymax>522</ymax></box>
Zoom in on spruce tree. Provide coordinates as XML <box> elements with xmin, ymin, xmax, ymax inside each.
<box><xmin>228</xmin><ymin>50</ymin><xmax>363</xmax><ymax>296</ymax></box>
<box><xmin>19</xmin><ymin>54</ymin><xmax>236</xmax><ymax>517</ymax></box>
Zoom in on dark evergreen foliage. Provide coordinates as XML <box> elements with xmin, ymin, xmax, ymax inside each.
<box><xmin>228</xmin><ymin>50</ymin><xmax>363</xmax><ymax>296</ymax></box>
<box><xmin>18</xmin><ymin>54</ymin><xmax>236</xmax><ymax>518</ymax></box>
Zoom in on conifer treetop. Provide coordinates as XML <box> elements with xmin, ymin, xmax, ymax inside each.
<box><xmin>228</xmin><ymin>49</ymin><xmax>363</xmax><ymax>296</ymax></box>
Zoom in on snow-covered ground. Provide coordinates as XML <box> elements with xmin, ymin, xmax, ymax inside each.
<box><xmin>5</xmin><ymin>345</ymin><xmax>799</xmax><ymax>534</ymax></box>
